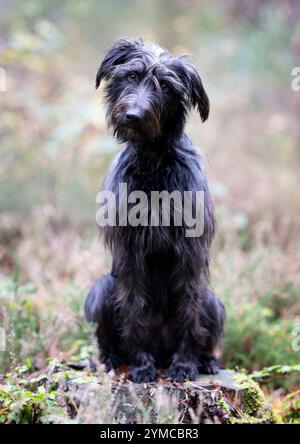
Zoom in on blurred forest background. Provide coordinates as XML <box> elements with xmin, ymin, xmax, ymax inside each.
<box><xmin>0</xmin><ymin>0</ymin><xmax>300</xmax><ymax>423</ymax></box>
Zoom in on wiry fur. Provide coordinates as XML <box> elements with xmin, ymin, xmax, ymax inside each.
<box><xmin>85</xmin><ymin>38</ymin><xmax>225</xmax><ymax>382</ymax></box>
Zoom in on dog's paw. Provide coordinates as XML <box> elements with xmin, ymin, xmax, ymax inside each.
<box><xmin>198</xmin><ymin>357</ymin><xmax>220</xmax><ymax>375</ymax></box>
<box><xmin>167</xmin><ymin>362</ymin><xmax>199</xmax><ymax>382</ymax></box>
<box><xmin>128</xmin><ymin>364</ymin><xmax>157</xmax><ymax>383</ymax></box>
<box><xmin>101</xmin><ymin>353</ymin><xmax>123</xmax><ymax>372</ymax></box>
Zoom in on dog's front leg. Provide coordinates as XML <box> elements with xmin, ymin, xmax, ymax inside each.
<box><xmin>116</xmin><ymin>274</ymin><xmax>157</xmax><ymax>383</ymax></box>
<box><xmin>166</xmin><ymin>277</ymin><xmax>206</xmax><ymax>382</ymax></box>
<box><xmin>126</xmin><ymin>317</ymin><xmax>157</xmax><ymax>383</ymax></box>
<box><xmin>167</xmin><ymin>284</ymin><xmax>224</xmax><ymax>381</ymax></box>
<box><xmin>128</xmin><ymin>350</ymin><xmax>156</xmax><ymax>383</ymax></box>
<box><xmin>167</xmin><ymin>344</ymin><xmax>199</xmax><ymax>382</ymax></box>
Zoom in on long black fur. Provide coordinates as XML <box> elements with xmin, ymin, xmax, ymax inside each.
<box><xmin>85</xmin><ymin>38</ymin><xmax>225</xmax><ymax>382</ymax></box>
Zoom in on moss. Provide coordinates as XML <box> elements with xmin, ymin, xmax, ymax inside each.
<box><xmin>232</xmin><ymin>373</ymin><xmax>277</xmax><ymax>423</ymax></box>
<box><xmin>216</xmin><ymin>397</ymin><xmax>231</xmax><ymax>415</ymax></box>
<box><xmin>237</xmin><ymin>374</ymin><xmax>265</xmax><ymax>415</ymax></box>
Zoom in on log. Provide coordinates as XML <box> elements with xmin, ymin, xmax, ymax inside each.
<box><xmin>57</xmin><ymin>361</ymin><xmax>275</xmax><ymax>424</ymax></box>
<box><xmin>2</xmin><ymin>360</ymin><xmax>275</xmax><ymax>423</ymax></box>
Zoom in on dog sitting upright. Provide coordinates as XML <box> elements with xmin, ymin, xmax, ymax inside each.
<box><xmin>85</xmin><ymin>38</ymin><xmax>225</xmax><ymax>383</ymax></box>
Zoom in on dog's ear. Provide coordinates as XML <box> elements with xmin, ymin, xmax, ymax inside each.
<box><xmin>96</xmin><ymin>38</ymin><xmax>142</xmax><ymax>89</ymax></box>
<box><xmin>188</xmin><ymin>66</ymin><xmax>210</xmax><ymax>122</ymax></box>
<box><xmin>176</xmin><ymin>57</ymin><xmax>210</xmax><ymax>122</ymax></box>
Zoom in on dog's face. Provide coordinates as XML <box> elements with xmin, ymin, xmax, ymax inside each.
<box><xmin>96</xmin><ymin>38</ymin><xmax>209</xmax><ymax>143</ymax></box>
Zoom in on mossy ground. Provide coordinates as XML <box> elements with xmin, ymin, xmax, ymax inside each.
<box><xmin>0</xmin><ymin>362</ymin><xmax>286</xmax><ymax>424</ymax></box>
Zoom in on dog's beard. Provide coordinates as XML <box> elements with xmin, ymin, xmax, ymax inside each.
<box><xmin>109</xmin><ymin>116</ymin><xmax>161</xmax><ymax>143</ymax></box>
<box><xmin>115</xmin><ymin>125</ymin><xmax>143</xmax><ymax>142</ymax></box>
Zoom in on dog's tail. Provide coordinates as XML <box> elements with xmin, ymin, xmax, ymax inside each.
<box><xmin>85</xmin><ymin>274</ymin><xmax>116</xmax><ymax>323</ymax></box>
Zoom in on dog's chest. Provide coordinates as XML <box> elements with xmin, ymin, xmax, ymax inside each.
<box><xmin>122</xmin><ymin>150</ymin><xmax>189</xmax><ymax>193</ymax></box>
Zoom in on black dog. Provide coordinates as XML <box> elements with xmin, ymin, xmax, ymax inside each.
<box><xmin>85</xmin><ymin>38</ymin><xmax>225</xmax><ymax>382</ymax></box>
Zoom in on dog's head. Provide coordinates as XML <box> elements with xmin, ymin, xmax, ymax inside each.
<box><xmin>96</xmin><ymin>38</ymin><xmax>209</xmax><ymax>143</ymax></box>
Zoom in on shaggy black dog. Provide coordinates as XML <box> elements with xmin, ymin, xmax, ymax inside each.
<box><xmin>85</xmin><ymin>38</ymin><xmax>225</xmax><ymax>383</ymax></box>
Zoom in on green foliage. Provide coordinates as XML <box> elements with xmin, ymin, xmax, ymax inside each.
<box><xmin>279</xmin><ymin>391</ymin><xmax>300</xmax><ymax>424</ymax></box>
<box><xmin>0</xmin><ymin>381</ymin><xmax>66</xmax><ymax>424</ymax></box>
<box><xmin>251</xmin><ymin>365</ymin><xmax>300</xmax><ymax>394</ymax></box>
<box><xmin>0</xmin><ymin>273</ymin><xmax>45</xmax><ymax>371</ymax></box>
<box><xmin>252</xmin><ymin>364</ymin><xmax>300</xmax><ymax>380</ymax></box>
<box><xmin>222</xmin><ymin>290</ymin><xmax>300</xmax><ymax>393</ymax></box>
<box><xmin>224</xmin><ymin>293</ymin><xmax>296</xmax><ymax>372</ymax></box>
<box><xmin>0</xmin><ymin>273</ymin><xmax>93</xmax><ymax>372</ymax></box>
<box><xmin>259</xmin><ymin>283</ymin><xmax>300</xmax><ymax>320</ymax></box>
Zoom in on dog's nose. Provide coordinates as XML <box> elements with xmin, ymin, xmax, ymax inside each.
<box><xmin>125</xmin><ymin>110</ymin><xmax>142</xmax><ymax>123</ymax></box>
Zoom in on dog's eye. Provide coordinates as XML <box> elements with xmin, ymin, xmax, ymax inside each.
<box><xmin>127</xmin><ymin>72</ymin><xmax>138</xmax><ymax>82</ymax></box>
<box><xmin>160</xmin><ymin>81</ymin><xmax>169</xmax><ymax>92</ymax></box>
